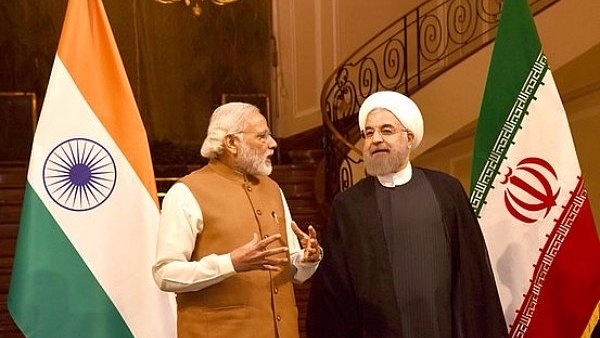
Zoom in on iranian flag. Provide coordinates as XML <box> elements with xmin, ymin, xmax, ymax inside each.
<box><xmin>7</xmin><ymin>0</ymin><xmax>177</xmax><ymax>337</ymax></box>
<box><xmin>469</xmin><ymin>1</ymin><xmax>600</xmax><ymax>337</ymax></box>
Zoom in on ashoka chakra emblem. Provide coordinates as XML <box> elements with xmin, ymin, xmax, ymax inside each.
<box><xmin>43</xmin><ymin>138</ymin><xmax>117</xmax><ymax>211</ymax></box>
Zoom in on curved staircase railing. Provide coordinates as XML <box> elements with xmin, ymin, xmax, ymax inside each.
<box><xmin>320</xmin><ymin>0</ymin><xmax>558</xmax><ymax>203</ymax></box>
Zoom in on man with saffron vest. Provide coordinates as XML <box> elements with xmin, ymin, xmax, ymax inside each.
<box><xmin>153</xmin><ymin>102</ymin><xmax>322</xmax><ymax>338</ymax></box>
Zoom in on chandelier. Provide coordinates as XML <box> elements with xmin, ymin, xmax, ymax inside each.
<box><xmin>155</xmin><ymin>0</ymin><xmax>240</xmax><ymax>17</ymax></box>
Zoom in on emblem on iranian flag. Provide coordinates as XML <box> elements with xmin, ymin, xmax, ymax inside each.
<box><xmin>501</xmin><ymin>157</ymin><xmax>559</xmax><ymax>224</ymax></box>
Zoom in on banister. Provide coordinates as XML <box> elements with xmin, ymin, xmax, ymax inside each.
<box><xmin>320</xmin><ymin>0</ymin><xmax>559</xmax><ymax>203</ymax></box>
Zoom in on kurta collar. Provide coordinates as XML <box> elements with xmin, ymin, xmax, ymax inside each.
<box><xmin>376</xmin><ymin>162</ymin><xmax>413</xmax><ymax>187</ymax></box>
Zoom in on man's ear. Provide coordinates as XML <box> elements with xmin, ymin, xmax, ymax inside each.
<box><xmin>223</xmin><ymin>134</ymin><xmax>239</xmax><ymax>155</ymax></box>
<box><xmin>406</xmin><ymin>132</ymin><xmax>415</xmax><ymax>149</ymax></box>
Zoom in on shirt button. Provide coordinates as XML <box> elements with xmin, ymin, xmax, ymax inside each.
<box><xmin>276</xmin><ymin>315</ymin><xmax>281</xmax><ymax>321</ymax></box>
<box><xmin>246</xmin><ymin>186</ymin><xmax>252</xmax><ymax>191</ymax></box>
<box><xmin>264</xmin><ymin>235</ymin><xmax>269</xmax><ymax>239</ymax></box>
<box><xmin>256</xmin><ymin>210</ymin><xmax>262</xmax><ymax>215</ymax></box>
<box><xmin>274</xmin><ymin>288</ymin><xmax>279</xmax><ymax>294</ymax></box>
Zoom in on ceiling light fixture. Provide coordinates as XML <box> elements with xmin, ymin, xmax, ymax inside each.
<box><xmin>154</xmin><ymin>0</ymin><xmax>240</xmax><ymax>18</ymax></box>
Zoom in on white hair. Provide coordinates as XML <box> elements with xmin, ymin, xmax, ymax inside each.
<box><xmin>200</xmin><ymin>102</ymin><xmax>259</xmax><ymax>159</ymax></box>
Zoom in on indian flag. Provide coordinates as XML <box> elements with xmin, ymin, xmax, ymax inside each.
<box><xmin>470</xmin><ymin>1</ymin><xmax>600</xmax><ymax>337</ymax></box>
<box><xmin>7</xmin><ymin>0</ymin><xmax>177</xmax><ymax>337</ymax></box>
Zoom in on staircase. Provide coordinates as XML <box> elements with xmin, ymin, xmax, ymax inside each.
<box><xmin>0</xmin><ymin>162</ymin><xmax>26</xmax><ymax>338</ymax></box>
<box><xmin>270</xmin><ymin>160</ymin><xmax>326</xmax><ymax>338</ymax></box>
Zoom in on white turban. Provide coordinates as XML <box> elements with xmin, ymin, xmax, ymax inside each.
<box><xmin>358</xmin><ymin>91</ymin><xmax>424</xmax><ymax>149</ymax></box>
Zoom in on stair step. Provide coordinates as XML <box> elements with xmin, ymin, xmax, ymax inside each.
<box><xmin>0</xmin><ymin>164</ymin><xmax>27</xmax><ymax>188</ymax></box>
<box><xmin>0</xmin><ymin>188</ymin><xmax>24</xmax><ymax>204</ymax></box>
<box><xmin>0</xmin><ymin>204</ymin><xmax>21</xmax><ymax>225</ymax></box>
<box><xmin>286</xmin><ymin>149</ymin><xmax>324</xmax><ymax>165</ymax></box>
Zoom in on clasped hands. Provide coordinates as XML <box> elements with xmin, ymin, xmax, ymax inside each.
<box><xmin>231</xmin><ymin>221</ymin><xmax>321</xmax><ymax>272</ymax></box>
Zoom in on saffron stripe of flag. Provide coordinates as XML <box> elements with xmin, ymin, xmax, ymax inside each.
<box><xmin>7</xmin><ymin>0</ymin><xmax>177</xmax><ymax>337</ymax></box>
<box><xmin>469</xmin><ymin>1</ymin><xmax>600</xmax><ymax>337</ymax></box>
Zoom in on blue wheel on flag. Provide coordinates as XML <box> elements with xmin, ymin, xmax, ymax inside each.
<box><xmin>43</xmin><ymin>138</ymin><xmax>117</xmax><ymax>211</ymax></box>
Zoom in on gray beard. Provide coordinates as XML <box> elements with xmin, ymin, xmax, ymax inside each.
<box><xmin>236</xmin><ymin>143</ymin><xmax>272</xmax><ymax>176</ymax></box>
<box><xmin>364</xmin><ymin>155</ymin><xmax>403</xmax><ymax>176</ymax></box>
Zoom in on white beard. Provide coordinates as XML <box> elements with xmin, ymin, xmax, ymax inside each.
<box><xmin>236</xmin><ymin>142</ymin><xmax>272</xmax><ymax>176</ymax></box>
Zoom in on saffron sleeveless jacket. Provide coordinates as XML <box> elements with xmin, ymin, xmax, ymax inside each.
<box><xmin>177</xmin><ymin>160</ymin><xmax>299</xmax><ymax>338</ymax></box>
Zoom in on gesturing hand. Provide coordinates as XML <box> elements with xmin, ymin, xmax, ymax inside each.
<box><xmin>291</xmin><ymin>221</ymin><xmax>321</xmax><ymax>263</ymax></box>
<box><xmin>230</xmin><ymin>233</ymin><xmax>289</xmax><ymax>272</ymax></box>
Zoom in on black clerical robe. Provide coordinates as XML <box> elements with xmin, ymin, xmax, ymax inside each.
<box><xmin>376</xmin><ymin>168</ymin><xmax>452</xmax><ymax>337</ymax></box>
<box><xmin>306</xmin><ymin>168</ymin><xmax>507</xmax><ymax>338</ymax></box>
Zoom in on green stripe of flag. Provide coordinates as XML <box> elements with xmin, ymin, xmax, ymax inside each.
<box><xmin>470</xmin><ymin>0</ymin><xmax>542</xmax><ymax>202</ymax></box>
<box><xmin>8</xmin><ymin>183</ymin><xmax>132</xmax><ymax>338</ymax></box>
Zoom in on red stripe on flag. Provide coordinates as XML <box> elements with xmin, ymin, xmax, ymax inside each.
<box><xmin>510</xmin><ymin>180</ymin><xmax>600</xmax><ymax>338</ymax></box>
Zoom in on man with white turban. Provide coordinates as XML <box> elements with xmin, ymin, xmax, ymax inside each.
<box><xmin>306</xmin><ymin>91</ymin><xmax>507</xmax><ymax>338</ymax></box>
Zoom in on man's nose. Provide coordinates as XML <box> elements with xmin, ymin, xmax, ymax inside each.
<box><xmin>268</xmin><ymin>134</ymin><xmax>278</xmax><ymax>148</ymax></box>
<box><xmin>371</xmin><ymin>130</ymin><xmax>384</xmax><ymax>143</ymax></box>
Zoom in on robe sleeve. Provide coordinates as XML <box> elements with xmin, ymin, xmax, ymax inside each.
<box><xmin>434</xmin><ymin>172</ymin><xmax>508</xmax><ymax>338</ymax></box>
<box><xmin>306</xmin><ymin>199</ymin><xmax>361</xmax><ymax>338</ymax></box>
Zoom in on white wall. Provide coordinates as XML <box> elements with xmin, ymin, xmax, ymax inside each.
<box><xmin>272</xmin><ymin>0</ymin><xmax>418</xmax><ymax>137</ymax></box>
<box><xmin>412</xmin><ymin>0</ymin><xmax>600</xmax><ymax>158</ymax></box>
